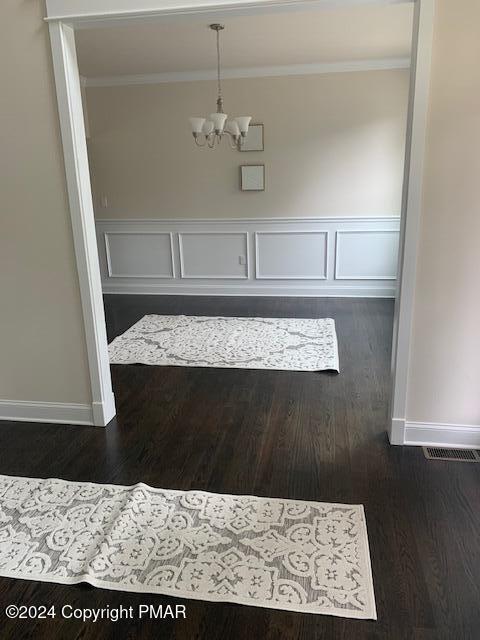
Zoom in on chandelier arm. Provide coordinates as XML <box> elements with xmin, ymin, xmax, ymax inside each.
<box><xmin>224</xmin><ymin>130</ymin><xmax>240</xmax><ymax>150</ymax></box>
<box><xmin>194</xmin><ymin>136</ymin><xmax>207</xmax><ymax>147</ymax></box>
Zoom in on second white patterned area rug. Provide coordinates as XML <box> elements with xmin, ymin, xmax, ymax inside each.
<box><xmin>0</xmin><ymin>475</ymin><xmax>375</xmax><ymax>619</ymax></box>
<box><xmin>108</xmin><ymin>315</ymin><xmax>339</xmax><ymax>372</ymax></box>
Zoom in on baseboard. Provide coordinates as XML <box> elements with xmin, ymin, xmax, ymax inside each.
<box><xmin>390</xmin><ymin>418</ymin><xmax>480</xmax><ymax>449</ymax></box>
<box><xmin>102</xmin><ymin>282</ymin><xmax>396</xmax><ymax>298</ymax></box>
<box><xmin>389</xmin><ymin>418</ymin><xmax>406</xmax><ymax>445</ymax></box>
<box><xmin>0</xmin><ymin>400</ymin><xmax>94</xmax><ymax>426</ymax></box>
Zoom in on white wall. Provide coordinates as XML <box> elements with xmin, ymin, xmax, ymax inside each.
<box><xmin>405</xmin><ymin>0</ymin><xmax>480</xmax><ymax>435</ymax></box>
<box><xmin>0</xmin><ymin>0</ymin><xmax>92</xmax><ymax>422</ymax></box>
<box><xmin>86</xmin><ymin>69</ymin><xmax>409</xmax><ymax>219</ymax></box>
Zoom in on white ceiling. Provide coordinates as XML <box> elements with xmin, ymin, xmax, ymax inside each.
<box><xmin>76</xmin><ymin>3</ymin><xmax>413</xmax><ymax>79</ymax></box>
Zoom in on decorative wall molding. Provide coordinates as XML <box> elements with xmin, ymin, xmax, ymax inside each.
<box><xmin>97</xmin><ymin>216</ymin><xmax>398</xmax><ymax>225</ymax></box>
<box><xmin>100</xmin><ymin>282</ymin><xmax>396</xmax><ymax>297</ymax></box>
<box><xmin>335</xmin><ymin>230</ymin><xmax>399</xmax><ymax>280</ymax></box>
<box><xmin>178</xmin><ymin>232</ymin><xmax>249</xmax><ymax>279</ymax></box>
<box><xmin>96</xmin><ymin>216</ymin><xmax>400</xmax><ymax>297</ymax></box>
<box><xmin>105</xmin><ymin>231</ymin><xmax>175</xmax><ymax>278</ymax></box>
<box><xmin>391</xmin><ymin>418</ymin><xmax>480</xmax><ymax>449</ymax></box>
<box><xmin>84</xmin><ymin>58</ymin><xmax>410</xmax><ymax>88</ymax></box>
<box><xmin>0</xmin><ymin>400</ymin><xmax>95</xmax><ymax>426</ymax></box>
<box><xmin>255</xmin><ymin>231</ymin><xmax>328</xmax><ymax>280</ymax></box>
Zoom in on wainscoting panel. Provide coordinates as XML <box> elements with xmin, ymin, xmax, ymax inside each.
<box><xmin>96</xmin><ymin>217</ymin><xmax>400</xmax><ymax>297</ymax></box>
<box><xmin>105</xmin><ymin>232</ymin><xmax>174</xmax><ymax>278</ymax></box>
<box><xmin>179</xmin><ymin>232</ymin><xmax>248</xmax><ymax>279</ymax></box>
<box><xmin>335</xmin><ymin>230</ymin><xmax>399</xmax><ymax>280</ymax></box>
<box><xmin>255</xmin><ymin>232</ymin><xmax>327</xmax><ymax>280</ymax></box>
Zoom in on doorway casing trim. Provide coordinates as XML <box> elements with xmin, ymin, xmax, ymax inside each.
<box><xmin>49</xmin><ymin>20</ymin><xmax>116</xmax><ymax>427</ymax></box>
<box><xmin>45</xmin><ymin>0</ymin><xmax>413</xmax><ymax>25</ymax></box>
<box><xmin>45</xmin><ymin>0</ymin><xmax>433</xmax><ymax>442</ymax></box>
<box><xmin>389</xmin><ymin>0</ymin><xmax>434</xmax><ymax>445</ymax></box>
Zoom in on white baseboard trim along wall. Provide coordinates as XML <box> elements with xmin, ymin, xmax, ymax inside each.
<box><xmin>391</xmin><ymin>418</ymin><xmax>480</xmax><ymax>449</ymax></box>
<box><xmin>0</xmin><ymin>400</ymin><xmax>94</xmax><ymax>426</ymax></box>
<box><xmin>95</xmin><ymin>216</ymin><xmax>400</xmax><ymax>297</ymax></box>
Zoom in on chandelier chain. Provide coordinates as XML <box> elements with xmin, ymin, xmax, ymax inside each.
<box><xmin>216</xmin><ymin>27</ymin><xmax>223</xmax><ymax>112</ymax></box>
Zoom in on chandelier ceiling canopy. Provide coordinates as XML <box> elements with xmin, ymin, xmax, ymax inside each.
<box><xmin>189</xmin><ymin>24</ymin><xmax>252</xmax><ymax>150</ymax></box>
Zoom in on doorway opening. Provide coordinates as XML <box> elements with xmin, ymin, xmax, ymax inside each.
<box><xmin>46</xmin><ymin>0</ymin><xmax>434</xmax><ymax>451</ymax></box>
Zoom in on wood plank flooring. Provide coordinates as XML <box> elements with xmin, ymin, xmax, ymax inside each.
<box><xmin>0</xmin><ymin>296</ymin><xmax>478</xmax><ymax>639</ymax></box>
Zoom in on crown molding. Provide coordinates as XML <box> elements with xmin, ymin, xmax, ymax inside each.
<box><xmin>83</xmin><ymin>57</ymin><xmax>410</xmax><ymax>87</ymax></box>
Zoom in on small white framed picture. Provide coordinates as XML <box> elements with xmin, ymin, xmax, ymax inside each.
<box><xmin>240</xmin><ymin>164</ymin><xmax>265</xmax><ymax>191</ymax></box>
<box><xmin>240</xmin><ymin>124</ymin><xmax>264</xmax><ymax>152</ymax></box>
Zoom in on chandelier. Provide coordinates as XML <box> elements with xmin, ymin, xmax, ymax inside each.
<box><xmin>189</xmin><ymin>24</ymin><xmax>252</xmax><ymax>150</ymax></box>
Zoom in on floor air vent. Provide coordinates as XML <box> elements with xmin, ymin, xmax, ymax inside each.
<box><xmin>423</xmin><ymin>447</ymin><xmax>479</xmax><ymax>462</ymax></box>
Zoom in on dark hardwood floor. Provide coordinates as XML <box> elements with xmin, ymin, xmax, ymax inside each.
<box><xmin>0</xmin><ymin>295</ymin><xmax>478</xmax><ymax>639</ymax></box>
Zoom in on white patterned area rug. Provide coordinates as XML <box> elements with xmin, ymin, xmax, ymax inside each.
<box><xmin>0</xmin><ymin>475</ymin><xmax>375</xmax><ymax>619</ymax></box>
<box><xmin>108</xmin><ymin>315</ymin><xmax>339</xmax><ymax>372</ymax></box>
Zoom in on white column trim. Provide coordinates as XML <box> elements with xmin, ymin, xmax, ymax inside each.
<box><xmin>389</xmin><ymin>0</ymin><xmax>435</xmax><ymax>444</ymax></box>
<box><xmin>48</xmin><ymin>22</ymin><xmax>115</xmax><ymax>427</ymax></box>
